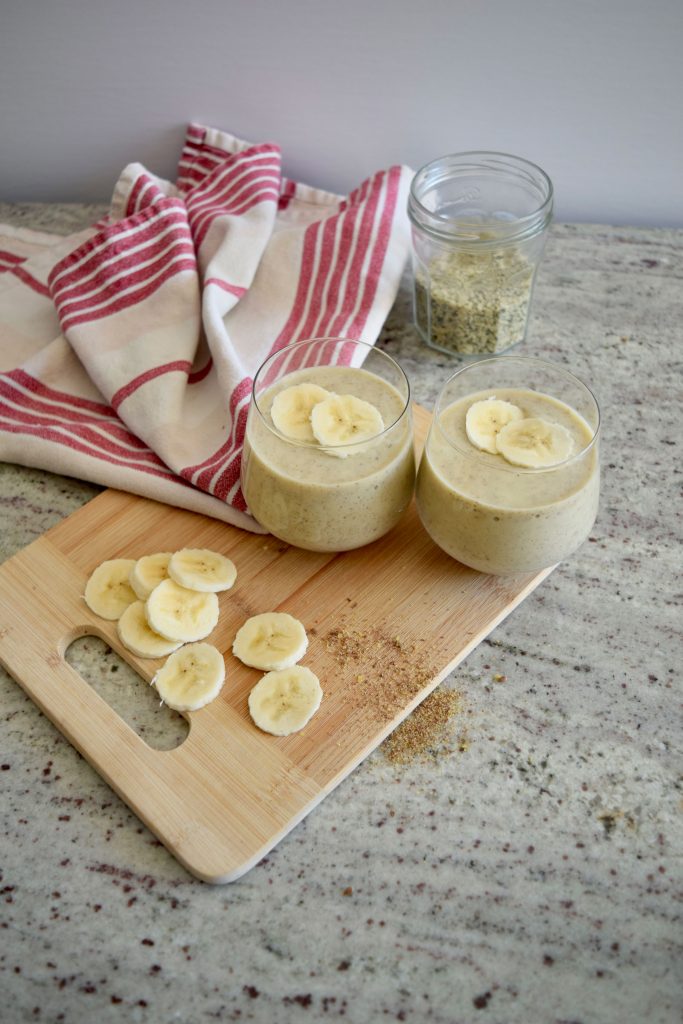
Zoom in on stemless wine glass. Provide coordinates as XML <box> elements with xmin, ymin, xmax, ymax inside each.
<box><xmin>415</xmin><ymin>356</ymin><xmax>600</xmax><ymax>574</ymax></box>
<box><xmin>241</xmin><ymin>338</ymin><xmax>415</xmax><ymax>552</ymax></box>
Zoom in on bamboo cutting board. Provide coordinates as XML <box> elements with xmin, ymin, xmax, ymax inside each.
<box><xmin>0</xmin><ymin>406</ymin><xmax>552</xmax><ymax>882</ymax></box>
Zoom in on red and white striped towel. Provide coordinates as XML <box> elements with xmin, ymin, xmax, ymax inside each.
<box><xmin>0</xmin><ymin>124</ymin><xmax>413</xmax><ymax>531</ymax></box>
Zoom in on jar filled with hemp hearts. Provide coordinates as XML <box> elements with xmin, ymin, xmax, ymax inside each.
<box><xmin>408</xmin><ymin>152</ymin><xmax>553</xmax><ymax>357</ymax></box>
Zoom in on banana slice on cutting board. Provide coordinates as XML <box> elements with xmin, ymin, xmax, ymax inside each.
<box><xmin>496</xmin><ymin>417</ymin><xmax>575</xmax><ymax>468</ymax></box>
<box><xmin>310</xmin><ymin>394</ymin><xmax>384</xmax><ymax>457</ymax></box>
<box><xmin>145</xmin><ymin>578</ymin><xmax>219</xmax><ymax>642</ymax></box>
<box><xmin>248</xmin><ymin>665</ymin><xmax>323</xmax><ymax>736</ymax></box>
<box><xmin>84</xmin><ymin>558</ymin><xmax>137</xmax><ymax>620</ymax></box>
<box><xmin>465</xmin><ymin>397</ymin><xmax>524</xmax><ymax>454</ymax></box>
<box><xmin>270</xmin><ymin>382</ymin><xmax>334</xmax><ymax>442</ymax></box>
<box><xmin>129</xmin><ymin>552</ymin><xmax>173</xmax><ymax>600</ymax></box>
<box><xmin>117</xmin><ymin>601</ymin><xmax>183</xmax><ymax>658</ymax></box>
<box><xmin>232</xmin><ymin>612</ymin><xmax>308</xmax><ymax>671</ymax></box>
<box><xmin>168</xmin><ymin>548</ymin><xmax>237</xmax><ymax>593</ymax></box>
<box><xmin>152</xmin><ymin>642</ymin><xmax>225</xmax><ymax>712</ymax></box>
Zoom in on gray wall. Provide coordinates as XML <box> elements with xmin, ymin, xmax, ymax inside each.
<box><xmin>2</xmin><ymin>0</ymin><xmax>681</xmax><ymax>226</ymax></box>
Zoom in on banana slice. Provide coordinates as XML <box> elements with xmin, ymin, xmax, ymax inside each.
<box><xmin>129</xmin><ymin>552</ymin><xmax>173</xmax><ymax>600</ymax></box>
<box><xmin>270</xmin><ymin>382</ymin><xmax>334</xmax><ymax>442</ymax></box>
<box><xmin>117</xmin><ymin>600</ymin><xmax>183</xmax><ymax>659</ymax></box>
<box><xmin>152</xmin><ymin>642</ymin><xmax>225</xmax><ymax>712</ymax></box>
<box><xmin>310</xmin><ymin>394</ymin><xmax>384</xmax><ymax>457</ymax></box>
<box><xmin>232</xmin><ymin>612</ymin><xmax>308</xmax><ymax>671</ymax></box>
<box><xmin>84</xmin><ymin>558</ymin><xmax>137</xmax><ymax>620</ymax></box>
<box><xmin>465</xmin><ymin>397</ymin><xmax>524</xmax><ymax>454</ymax></box>
<box><xmin>145</xmin><ymin>578</ymin><xmax>219</xmax><ymax>642</ymax></box>
<box><xmin>168</xmin><ymin>548</ymin><xmax>237</xmax><ymax>593</ymax></box>
<box><xmin>248</xmin><ymin>665</ymin><xmax>323</xmax><ymax>736</ymax></box>
<box><xmin>496</xmin><ymin>416</ymin><xmax>575</xmax><ymax>468</ymax></box>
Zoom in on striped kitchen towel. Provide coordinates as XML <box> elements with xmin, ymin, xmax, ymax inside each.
<box><xmin>0</xmin><ymin>124</ymin><xmax>413</xmax><ymax>531</ymax></box>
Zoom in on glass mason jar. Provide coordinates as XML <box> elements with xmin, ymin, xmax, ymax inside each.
<box><xmin>415</xmin><ymin>356</ymin><xmax>600</xmax><ymax>575</ymax></box>
<box><xmin>408</xmin><ymin>152</ymin><xmax>553</xmax><ymax>357</ymax></box>
<box><xmin>241</xmin><ymin>338</ymin><xmax>415</xmax><ymax>552</ymax></box>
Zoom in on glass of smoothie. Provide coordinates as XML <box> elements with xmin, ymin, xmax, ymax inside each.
<box><xmin>415</xmin><ymin>356</ymin><xmax>600</xmax><ymax>574</ymax></box>
<box><xmin>241</xmin><ymin>338</ymin><xmax>415</xmax><ymax>552</ymax></box>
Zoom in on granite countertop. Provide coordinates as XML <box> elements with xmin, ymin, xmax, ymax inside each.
<box><xmin>1</xmin><ymin>204</ymin><xmax>681</xmax><ymax>1024</ymax></box>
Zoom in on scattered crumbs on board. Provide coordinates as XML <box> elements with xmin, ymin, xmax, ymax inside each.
<box><xmin>323</xmin><ymin>622</ymin><xmax>468</xmax><ymax>763</ymax></box>
<box><xmin>382</xmin><ymin>689</ymin><xmax>464</xmax><ymax>765</ymax></box>
<box><xmin>324</xmin><ymin>624</ymin><xmax>439</xmax><ymax>724</ymax></box>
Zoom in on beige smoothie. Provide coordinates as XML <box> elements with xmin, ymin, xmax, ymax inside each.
<box><xmin>242</xmin><ymin>365</ymin><xmax>415</xmax><ymax>552</ymax></box>
<box><xmin>416</xmin><ymin>387</ymin><xmax>599</xmax><ymax>574</ymax></box>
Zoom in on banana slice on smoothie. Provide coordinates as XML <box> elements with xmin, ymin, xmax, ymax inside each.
<box><xmin>129</xmin><ymin>552</ymin><xmax>173</xmax><ymax>600</ymax></box>
<box><xmin>248</xmin><ymin>665</ymin><xmax>323</xmax><ymax>736</ymax></box>
<box><xmin>465</xmin><ymin>397</ymin><xmax>524</xmax><ymax>454</ymax></box>
<box><xmin>495</xmin><ymin>417</ymin><xmax>575</xmax><ymax>468</ymax></box>
<box><xmin>84</xmin><ymin>558</ymin><xmax>137</xmax><ymax>620</ymax></box>
<box><xmin>145</xmin><ymin>578</ymin><xmax>219</xmax><ymax>642</ymax></box>
<box><xmin>152</xmin><ymin>642</ymin><xmax>225</xmax><ymax>712</ymax></box>
<box><xmin>168</xmin><ymin>548</ymin><xmax>237</xmax><ymax>593</ymax></box>
<box><xmin>233</xmin><ymin>612</ymin><xmax>308</xmax><ymax>671</ymax></box>
<box><xmin>270</xmin><ymin>382</ymin><xmax>334</xmax><ymax>442</ymax></box>
<box><xmin>310</xmin><ymin>394</ymin><xmax>384</xmax><ymax>457</ymax></box>
<box><xmin>117</xmin><ymin>600</ymin><xmax>183</xmax><ymax>658</ymax></box>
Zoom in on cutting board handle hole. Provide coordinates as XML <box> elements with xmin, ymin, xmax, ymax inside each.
<box><xmin>65</xmin><ymin>635</ymin><xmax>189</xmax><ymax>751</ymax></box>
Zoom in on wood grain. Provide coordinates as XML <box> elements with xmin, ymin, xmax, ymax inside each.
<box><xmin>0</xmin><ymin>405</ymin><xmax>552</xmax><ymax>882</ymax></box>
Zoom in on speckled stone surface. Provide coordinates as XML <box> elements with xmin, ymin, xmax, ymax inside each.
<box><xmin>1</xmin><ymin>204</ymin><xmax>681</xmax><ymax>1024</ymax></box>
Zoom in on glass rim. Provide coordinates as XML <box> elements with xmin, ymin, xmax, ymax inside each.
<box><xmin>432</xmin><ymin>354</ymin><xmax>600</xmax><ymax>474</ymax></box>
<box><xmin>408</xmin><ymin>150</ymin><xmax>554</xmax><ymax>246</ymax></box>
<box><xmin>251</xmin><ymin>337</ymin><xmax>412</xmax><ymax>453</ymax></box>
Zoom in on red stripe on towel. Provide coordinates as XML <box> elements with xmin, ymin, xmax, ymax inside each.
<box><xmin>8</xmin><ymin>266</ymin><xmax>51</xmax><ymax>297</ymax></box>
<box><xmin>55</xmin><ymin>241</ymin><xmax>196</xmax><ymax>319</ymax></box>
<box><xmin>0</xmin><ymin>250</ymin><xmax>26</xmax><ymax>266</ymax></box>
<box><xmin>58</xmin><ymin>256</ymin><xmax>197</xmax><ymax>332</ymax></box>
<box><xmin>0</xmin><ymin>376</ymin><xmax>147</xmax><ymax>446</ymax></box>
<box><xmin>7</xmin><ymin>368</ymin><xmax>114</xmax><ymax>416</ymax></box>
<box><xmin>345</xmin><ymin>165</ymin><xmax>402</xmax><ymax>338</ymax></box>
<box><xmin>0</xmin><ymin>399</ymin><xmax>166</xmax><ymax>465</ymax></box>
<box><xmin>48</xmin><ymin>200</ymin><xmax>189</xmax><ymax>292</ymax></box>
<box><xmin>182</xmin><ymin>377</ymin><xmax>253</xmax><ymax>484</ymax></box>
<box><xmin>188</xmin><ymin>356</ymin><xmax>214</xmax><ymax>384</ymax></box>
<box><xmin>110</xmin><ymin>360</ymin><xmax>194</xmax><ymax>411</ymax></box>
<box><xmin>204</xmin><ymin>279</ymin><xmax>247</xmax><ymax>299</ymax></box>
<box><xmin>53</xmin><ymin>227</ymin><xmax>194</xmax><ymax>307</ymax></box>
<box><xmin>278</xmin><ymin>179</ymin><xmax>297</xmax><ymax>210</ymax></box>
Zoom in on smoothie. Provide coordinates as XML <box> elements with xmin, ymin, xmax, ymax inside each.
<box><xmin>416</xmin><ymin>387</ymin><xmax>599</xmax><ymax>574</ymax></box>
<box><xmin>242</xmin><ymin>365</ymin><xmax>415</xmax><ymax>552</ymax></box>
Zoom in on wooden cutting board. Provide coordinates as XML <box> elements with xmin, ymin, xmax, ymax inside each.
<box><xmin>0</xmin><ymin>405</ymin><xmax>552</xmax><ymax>882</ymax></box>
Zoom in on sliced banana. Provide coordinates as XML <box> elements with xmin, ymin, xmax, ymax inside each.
<box><xmin>117</xmin><ymin>600</ymin><xmax>183</xmax><ymax>659</ymax></box>
<box><xmin>465</xmin><ymin>397</ymin><xmax>524</xmax><ymax>454</ymax></box>
<box><xmin>232</xmin><ymin>612</ymin><xmax>308</xmax><ymax>671</ymax></box>
<box><xmin>310</xmin><ymin>394</ymin><xmax>384</xmax><ymax>457</ymax></box>
<box><xmin>152</xmin><ymin>642</ymin><xmax>225</xmax><ymax>712</ymax></box>
<box><xmin>270</xmin><ymin>382</ymin><xmax>334</xmax><ymax>442</ymax></box>
<box><xmin>145</xmin><ymin>578</ymin><xmax>219</xmax><ymax>642</ymax></box>
<box><xmin>248</xmin><ymin>665</ymin><xmax>323</xmax><ymax>736</ymax></box>
<box><xmin>129</xmin><ymin>552</ymin><xmax>172</xmax><ymax>600</ymax></box>
<box><xmin>168</xmin><ymin>548</ymin><xmax>237</xmax><ymax>593</ymax></box>
<box><xmin>496</xmin><ymin>416</ymin><xmax>575</xmax><ymax>468</ymax></box>
<box><xmin>84</xmin><ymin>558</ymin><xmax>137</xmax><ymax>620</ymax></box>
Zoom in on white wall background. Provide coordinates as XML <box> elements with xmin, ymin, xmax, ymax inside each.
<box><xmin>1</xmin><ymin>0</ymin><xmax>681</xmax><ymax>226</ymax></box>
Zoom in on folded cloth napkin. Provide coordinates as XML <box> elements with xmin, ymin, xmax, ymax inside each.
<box><xmin>0</xmin><ymin>123</ymin><xmax>413</xmax><ymax>531</ymax></box>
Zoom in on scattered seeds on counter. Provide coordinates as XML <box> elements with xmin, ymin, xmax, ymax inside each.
<box><xmin>382</xmin><ymin>688</ymin><xmax>463</xmax><ymax>765</ymax></box>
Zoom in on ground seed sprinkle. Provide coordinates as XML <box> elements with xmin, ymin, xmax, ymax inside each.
<box><xmin>324</xmin><ymin>622</ymin><xmax>464</xmax><ymax>763</ymax></box>
<box><xmin>324</xmin><ymin>623</ymin><xmax>439</xmax><ymax>723</ymax></box>
<box><xmin>383</xmin><ymin>689</ymin><xmax>463</xmax><ymax>765</ymax></box>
